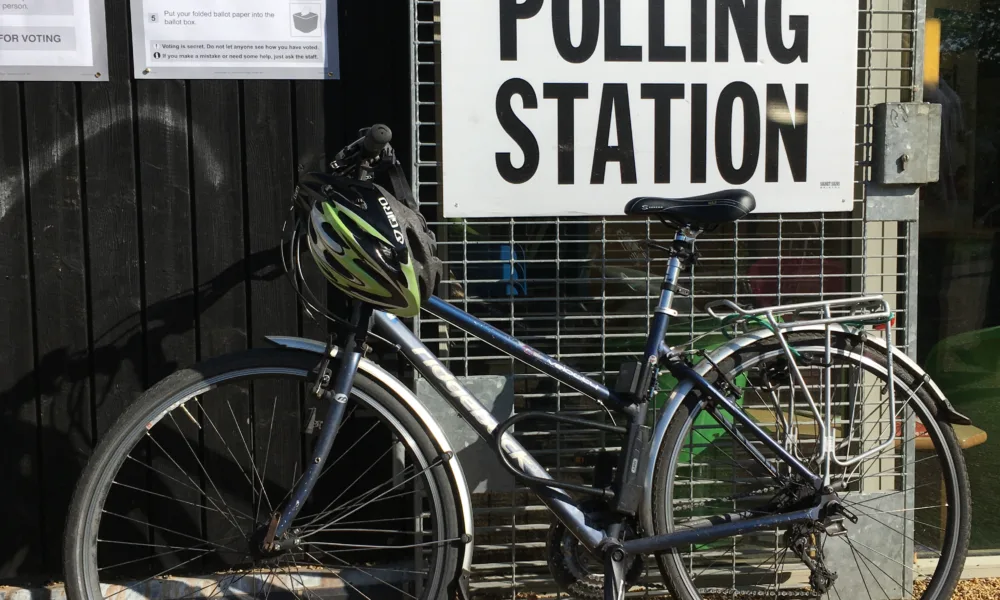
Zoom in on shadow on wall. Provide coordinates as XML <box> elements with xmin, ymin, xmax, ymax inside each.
<box><xmin>0</xmin><ymin>246</ymin><xmax>289</xmax><ymax>582</ymax></box>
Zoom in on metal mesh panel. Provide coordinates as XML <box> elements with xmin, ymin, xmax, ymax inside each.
<box><xmin>410</xmin><ymin>0</ymin><xmax>921</xmax><ymax>595</ymax></box>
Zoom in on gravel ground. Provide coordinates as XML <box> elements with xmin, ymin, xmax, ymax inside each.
<box><xmin>506</xmin><ymin>578</ymin><xmax>1000</xmax><ymax>598</ymax></box>
<box><xmin>915</xmin><ymin>577</ymin><xmax>1000</xmax><ymax>600</ymax></box>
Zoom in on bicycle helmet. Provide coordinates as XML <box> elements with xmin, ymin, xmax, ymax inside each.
<box><xmin>297</xmin><ymin>171</ymin><xmax>442</xmax><ymax>317</ymax></box>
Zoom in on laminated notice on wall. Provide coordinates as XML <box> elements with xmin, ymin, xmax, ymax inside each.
<box><xmin>131</xmin><ymin>0</ymin><xmax>339</xmax><ymax>79</ymax></box>
<box><xmin>0</xmin><ymin>0</ymin><xmax>108</xmax><ymax>81</ymax></box>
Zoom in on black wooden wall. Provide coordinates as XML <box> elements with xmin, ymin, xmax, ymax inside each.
<box><xmin>0</xmin><ymin>0</ymin><xmax>413</xmax><ymax>581</ymax></box>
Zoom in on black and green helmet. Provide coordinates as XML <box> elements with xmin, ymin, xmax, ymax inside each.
<box><xmin>299</xmin><ymin>172</ymin><xmax>442</xmax><ymax>317</ymax></box>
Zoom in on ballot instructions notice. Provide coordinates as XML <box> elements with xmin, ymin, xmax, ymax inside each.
<box><xmin>131</xmin><ymin>0</ymin><xmax>339</xmax><ymax>79</ymax></box>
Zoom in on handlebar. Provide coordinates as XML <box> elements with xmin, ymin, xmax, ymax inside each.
<box><xmin>361</xmin><ymin>124</ymin><xmax>392</xmax><ymax>159</ymax></box>
<box><xmin>329</xmin><ymin>124</ymin><xmax>394</xmax><ymax>180</ymax></box>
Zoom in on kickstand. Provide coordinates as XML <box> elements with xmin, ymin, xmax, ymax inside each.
<box><xmin>603</xmin><ymin>545</ymin><xmax>627</xmax><ymax>600</ymax></box>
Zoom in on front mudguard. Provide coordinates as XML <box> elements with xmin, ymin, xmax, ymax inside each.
<box><xmin>639</xmin><ymin>324</ymin><xmax>971</xmax><ymax>536</ymax></box>
<box><xmin>264</xmin><ymin>335</ymin><xmax>475</xmax><ymax>599</ymax></box>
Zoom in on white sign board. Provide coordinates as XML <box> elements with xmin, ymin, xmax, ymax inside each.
<box><xmin>131</xmin><ymin>0</ymin><xmax>339</xmax><ymax>79</ymax></box>
<box><xmin>440</xmin><ymin>0</ymin><xmax>857</xmax><ymax>217</ymax></box>
<box><xmin>0</xmin><ymin>0</ymin><xmax>108</xmax><ymax>81</ymax></box>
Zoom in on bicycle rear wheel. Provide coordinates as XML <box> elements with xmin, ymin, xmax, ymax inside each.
<box><xmin>651</xmin><ymin>331</ymin><xmax>970</xmax><ymax>600</ymax></box>
<box><xmin>64</xmin><ymin>347</ymin><xmax>460</xmax><ymax>600</ymax></box>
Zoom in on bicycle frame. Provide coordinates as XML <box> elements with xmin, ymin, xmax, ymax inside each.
<box><xmin>269</xmin><ymin>228</ymin><xmax>831</xmax><ymax>556</ymax></box>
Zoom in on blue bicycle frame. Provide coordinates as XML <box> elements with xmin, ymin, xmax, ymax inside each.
<box><xmin>271</xmin><ymin>229</ymin><xmax>826</xmax><ymax>556</ymax></box>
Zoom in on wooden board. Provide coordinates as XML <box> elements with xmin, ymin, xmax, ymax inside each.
<box><xmin>0</xmin><ymin>82</ymin><xmax>43</xmax><ymax>578</ymax></box>
<box><xmin>188</xmin><ymin>79</ymin><xmax>252</xmax><ymax>549</ymax></box>
<box><xmin>23</xmin><ymin>80</ymin><xmax>91</xmax><ymax>573</ymax></box>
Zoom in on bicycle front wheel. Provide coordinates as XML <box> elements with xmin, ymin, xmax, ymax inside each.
<box><xmin>64</xmin><ymin>347</ymin><xmax>461</xmax><ymax>600</ymax></box>
<box><xmin>651</xmin><ymin>331</ymin><xmax>970</xmax><ymax>600</ymax></box>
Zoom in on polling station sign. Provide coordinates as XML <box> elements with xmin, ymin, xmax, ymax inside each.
<box><xmin>0</xmin><ymin>0</ymin><xmax>108</xmax><ymax>81</ymax></box>
<box><xmin>440</xmin><ymin>0</ymin><xmax>857</xmax><ymax>217</ymax></box>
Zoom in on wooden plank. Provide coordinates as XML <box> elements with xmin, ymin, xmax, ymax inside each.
<box><xmin>66</xmin><ymin>2</ymin><xmax>149</xmax><ymax>572</ymax></box>
<box><xmin>336</xmin><ymin>1</ymin><xmax>411</xmax><ymax>159</ymax></box>
<box><xmin>82</xmin><ymin>0</ymin><xmax>143</xmax><ymax>437</ymax></box>
<box><xmin>135</xmin><ymin>77</ymin><xmax>200</xmax><ymax>572</ymax></box>
<box><xmin>137</xmin><ymin>80</ymin><xmax>197</xmax><ymax>383</ymax></box>
<box><xmin>0</xmin><ymin>82</ymin><xmax>43</xmax><ymax>578</ymax></box>
<box><xmin>189</xmin><ymin>80</ymin><xmax>253</xmax><ymax>547</ymax></box>
<box><xmin>23</xmin><ymin>81</ymin><xmax>91</xmax><ymax>573</ymax></box>
<box><xmin>244</xmin><ymin>80</ymin><xmax>303</xmax><ymax>506</ymax></box>
<box><xmin>293</xmin><ymin>80</ymin><xmax>330</xmax><ymax>343</ymax></box>
<box><xmin>190</xmin><ymin>81</ymin><xmax>247</xmax><ymax>360</ymax></box>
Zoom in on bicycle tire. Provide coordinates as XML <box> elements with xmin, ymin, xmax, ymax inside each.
<box><xmin>63</xmin><ymin>347</ymin><xmax>461</xmax><ymax>600</ymax></box>
<box><xmin>650</xmin><ymin>331</ymin><xmax>971</xmax><ymax>600</ymax></box>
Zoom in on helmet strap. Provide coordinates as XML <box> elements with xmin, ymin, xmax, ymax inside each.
<box><xmin>385</xmin><ymin>155</ymin><xmax>420</xmax><ymax>212</ymax></box>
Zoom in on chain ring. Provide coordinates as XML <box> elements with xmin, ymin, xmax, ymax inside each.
<box><xmin>546</xmin><ymin>502</ymin><xmax>644</xmax><ymax>600</ymax></box>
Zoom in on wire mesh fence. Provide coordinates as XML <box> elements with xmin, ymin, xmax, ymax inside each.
<box><xmin>409</xmin><ymin>0</ymin><xmax>922</xmax><ymax>595</ymax></box>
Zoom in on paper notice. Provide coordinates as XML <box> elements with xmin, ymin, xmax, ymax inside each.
<box><xmin>132</xmin><ymin>0</ymin><xmax>338</xmax><ymax>79</ymax></box>
<box><xmin>0</xmin><ymin>0</ymin><xmax>107</xmax><ymax>80</ymax></box>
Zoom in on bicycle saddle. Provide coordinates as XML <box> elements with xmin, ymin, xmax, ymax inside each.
<box><xmin>624</xmin><ymin>190</ymin><xmax>756</xmax><ymax>227</ymax></box>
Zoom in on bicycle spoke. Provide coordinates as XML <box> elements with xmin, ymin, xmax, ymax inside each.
<box><xmin>159</xmin><ymin>416</ymin><xmax>247</xmax><ymax>537</ymax></box>
<box><xmin>315</xmin><ymin>467</ymin><xmax>422</xmax><ymax>521</ymax></box>
<box><xmin>296</xmin><ymin>445</ymin><xmax>397</xmax><ymax>528</ymax></box>
<box><xmin>110</xmin><ymin>480</ymin><xmax>250</xmax><ymax>521</ymax></box>
<box><xmin>100</xmin><ymin>548</ymin><xmax>216</xmax><ymax>600</ymax></box>
<box><xmin>226</xmin><ymin>398</ymin><xmax>273</xmax><ymax>519</ymax></box>
<box><xmin>841</xmin><ymin>535</ymin><xmax>919</xmax><ymax>575</ymax></box>
<box><xmin>196</xmin><ymin>397</ymin><xmax>265</xmax><ymax>514</ymax></box>
<box><xmin>270</xmin><ymin>405</ymin><xmax>365</xmax><ymax>513</ymax></box>
<box><xmin>124</xmin><ymin>455</ymin><xmax>253</xmax><ymax>522</ymax></box>
<box><xmin>844</xmin><ymin>535</ymin><xmax>906</xmax><ymax>599</ymax></box>
<box><xmin>841</xmin><ymin>482</ymin><xmax>937</xmax><ymax>510</ymax></box>
<box><xmin>846</xmin><ymin>505</ymin><xmax>943</xmax><ymax>556</ymax></box>
<box><xmin>97</xmin><ymin>537</ymin><xmax>242</xmax><ymax>552</ymax></box>
<box><xmin>256</xmin><ymin>396</ymin><xmax>278</xmax><ymax>523</ymax></box>
<box><xmin>307</xmin><ymin>537</ymin><xmax>459</xmax><ymax>551</ymax></box>
<box><xmin>290</xmin><ymin>553</ymin><xmax>334</xmax><ymax>600</ymax></box>
<box><xmin>844</xmin><ymin>533</ymin><xmax>876</xmax><ymax>600</ymax></box>
<box><xmin>690</xmin><ymin>424</ymin><xmax>763</xmax><ymax>482</ymax></box>
<box><xmin>848</xmin><ymin>504</ymin><xmax>946</xmax><ymax>531</ymax></box>
<box><xmin>298</xmin><ymin>551</ymin><xmax>373</xmax><ymax>600</ymax></box>
<box><xmin>301</xmin><ymin>458</ymin><xmax>441</xmax><ymax>539</ymax></box>
<box><xmin>312</xmin><ymin>546</ymin><xmax>418</xmax><ymax>599</ymax></box>
<box><xmin>97</xmin><ymin>533</ymin><xmax>244</xmax><ymax>571</ymax></box>
<box><xmin>101</xmin><ymin>510</ymin><xmax>245</xmax><ymax>555</ymax></box>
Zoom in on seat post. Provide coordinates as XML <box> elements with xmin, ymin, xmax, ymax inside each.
<box><xmin>643</xmin><ymin>228</ymin><xmax>696</xmax><ymax>361</ymax></box>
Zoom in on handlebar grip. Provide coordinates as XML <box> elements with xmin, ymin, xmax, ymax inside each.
<box><xmin>362</xmin><ymin>124</ymin><xmax>392</xmax><ymax>159</ymax></box>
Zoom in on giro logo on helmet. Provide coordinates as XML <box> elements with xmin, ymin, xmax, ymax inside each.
<box><xmin>379</xmin><ymin>196</ymin><xmax>406</xmax><ymax>244</ymax></box>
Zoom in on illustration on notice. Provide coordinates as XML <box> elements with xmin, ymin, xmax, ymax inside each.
<box><xmin>293</xmin><ymin>11</ymin><xmax>319</xmax><ymax>34</ymax></box>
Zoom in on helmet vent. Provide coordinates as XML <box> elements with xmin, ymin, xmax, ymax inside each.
<box><xmin>407</xmin><ymin>228</ymin><xmax>428</xmax><ymax>262</ymax></box>
<box><xmin>321</xmin><ymin>221</ymin><xmax>337</xmax><ymax>240</ymax></box>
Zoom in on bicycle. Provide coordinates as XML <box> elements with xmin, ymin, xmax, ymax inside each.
<box><xmin>64</xmin><ymin>124</ymin><xmax>973</xmax><ymax>600</ymax></box>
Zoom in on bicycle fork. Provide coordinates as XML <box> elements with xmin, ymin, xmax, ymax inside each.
<box><xmin>264</xmin><ymin>304</ymin><xmax>372</xmax><ymax>546</ymax></box>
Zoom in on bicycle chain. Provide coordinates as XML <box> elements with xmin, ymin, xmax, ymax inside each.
<box><xmin>676</xmin><ymin>484</ymin><xmax>782</xmax><ymax>510</ymax></box>
<box><xmin>686</xmin><ymin>484</ymin><xmax>825</xmax><ymax>599</ymax></box>
<box><xmin>701</xmin><ymin>587</ymin><xmax>822</xmax><ymax>598</ymax></box>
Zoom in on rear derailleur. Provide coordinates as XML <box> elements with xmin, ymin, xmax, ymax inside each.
<box><xmin>784</xmin><ymin>501</ymin><xmax>858</xmax><ymax>595</ymax></box>
<box><xmin>785</xmin><ymin>522</ymin><xmax>838</xmax><ymax>594</ymax></box>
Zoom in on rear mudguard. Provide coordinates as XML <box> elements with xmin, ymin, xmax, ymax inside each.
<box><xmin>639</xmin><ymin>324</ymin><xmax>971</xmax><ymax>536</ymax></box>
<box><xmin>264</xmin><ymin>336</ymin><xmax>474</xmax><ymax>599</ymax></box>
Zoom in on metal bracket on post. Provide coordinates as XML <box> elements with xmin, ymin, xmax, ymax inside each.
<box><xmin>866</xmin><ymin>102</ymin><xmax>942</xmax><ymax>222</ymax></box>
